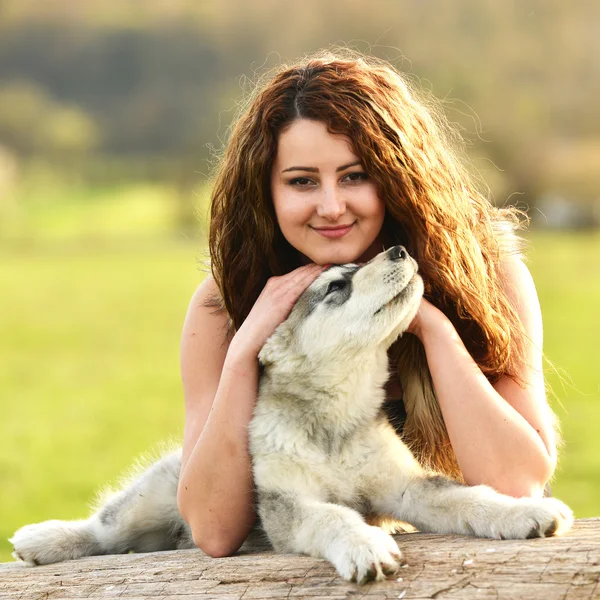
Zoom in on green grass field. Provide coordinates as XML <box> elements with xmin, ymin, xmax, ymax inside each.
<box><xmin>526</xmin><ymin>232</ymin><xmax>600</xmax><ymax>515</ymax></box>
<box><xmin>0</xmin><ymin>188</ymin><xmax>598</xmax><ymax>563</ymax></box>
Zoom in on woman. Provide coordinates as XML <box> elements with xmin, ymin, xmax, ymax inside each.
<box><xmin>176</xmin><ymin>50</ymin><xmax>558</xmax><ymax>558</ymax></box>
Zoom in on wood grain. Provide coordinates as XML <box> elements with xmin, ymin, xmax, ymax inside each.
<box><xmin>1</xmin><ymin>518</ymin><xmax>598</xmax><ymax>599</ymax></box>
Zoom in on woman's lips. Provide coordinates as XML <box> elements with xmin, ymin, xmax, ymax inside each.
<box><xmin>311</xmin><ymin>222</ymin><xmax>355</xmax><ymax>239</ymax></box>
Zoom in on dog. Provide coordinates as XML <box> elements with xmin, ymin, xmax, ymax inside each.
<box><xmin>10</xmin><ymin>246</ymin><xmax>573</xmax><ymax>583</ymax></box>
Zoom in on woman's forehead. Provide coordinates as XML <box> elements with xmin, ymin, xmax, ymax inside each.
<box><xmin>273</xmin><ymin>120</ymin><xmax>359</xmax><ymax>171</ymax></box>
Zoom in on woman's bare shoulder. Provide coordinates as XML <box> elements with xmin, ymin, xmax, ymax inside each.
<box><xmin>181</xmin><ymin>275</ymin><xmax>232</xmax><ymax>408</ymax></box>
<box><xmin>188</xmin><ymin>273</ymin><xmax>224</xmax><ymax>307</ymax></box>
<box><xmin>185</xmin><ymin>274</ymin><xmax>230</xmax><ymax>330</ymax></box>
<box><xmin>499</xmin><ymin>255</ymin><xmax>542</xmax><ymax>337</ymax></box>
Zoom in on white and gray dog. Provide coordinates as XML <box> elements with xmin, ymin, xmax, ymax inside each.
<box><xmin>11</xmin><ymin>246</ymin><xmax>573</xmax><ymax>583</ymax></box>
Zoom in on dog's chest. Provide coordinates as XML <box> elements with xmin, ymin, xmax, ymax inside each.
<box><xmin>249</xmin><ymin>403</ymin><xmax>392</xmax><ymax>496</ymax></box>
<box><xmin>250</xmin><ymin>393</ymin><xmax>383</xmax><ymax>456</ymax></box>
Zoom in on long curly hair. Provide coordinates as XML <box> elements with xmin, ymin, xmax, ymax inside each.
<box><xmin>209</xmin><ymin>49</ymin><xmax>529</xmax><ymax>480</ymax></box>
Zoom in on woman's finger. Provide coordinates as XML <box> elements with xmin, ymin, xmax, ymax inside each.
<box><xmin>277</xmin><ymin>264</ymin><xmax>324</xmax><ymax>300</ymax></box>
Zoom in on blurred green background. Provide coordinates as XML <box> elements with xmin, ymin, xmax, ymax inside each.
<box><xmin>1</xmin><ymin>1</ymin><xmax>599</xmax><ymax>563</ymax></box>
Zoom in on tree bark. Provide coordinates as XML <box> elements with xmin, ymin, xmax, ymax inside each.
<box><xmin>1</xmin><ymin>518</ymin><xmax>598</xmax><ymax>599</ymax></box>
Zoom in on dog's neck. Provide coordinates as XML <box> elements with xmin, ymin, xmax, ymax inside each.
<box><xmin>259</xmin><ymin>344</ymin><xmax>391</xmax><ymax>442</ymax></box>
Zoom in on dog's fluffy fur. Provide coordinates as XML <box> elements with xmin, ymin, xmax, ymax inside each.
<box><xmin>10</xmin><ymin>247</ymin><xmax>573</xmax><ymax>583</ymax></box>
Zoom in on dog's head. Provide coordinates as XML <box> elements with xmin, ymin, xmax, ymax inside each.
<box><xmin>259</xmin><ymin>246</ymin><xmax>423</xmax><ymax>368</ymax></box>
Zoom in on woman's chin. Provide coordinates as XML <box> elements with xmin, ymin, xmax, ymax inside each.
<box><xmin>303</xmin><ymin>248</ymin><xmax>366</xmax><ymax>266</ymax></box>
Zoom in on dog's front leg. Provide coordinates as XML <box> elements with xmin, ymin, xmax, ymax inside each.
<box><xmin>380</xmin><ymin>474</ymin><xmax>573</xmax><ymax>540</ymax></box>
<box><xmin>258</xmin><ymin>490</ymin><xmax>402</xmax><ymax>584</ymax></box>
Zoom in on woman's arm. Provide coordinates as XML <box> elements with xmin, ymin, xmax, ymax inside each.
<box><xmin>177</xmin><ymin>265</ymin><xmax>323</xmax><ymax>557</ymax></box>
<box><xmin>408</xmin><ymin>257</ymin><xmax>556</xmax><ymax>498</ymax></box>
<box><xmin>177</xmin><ymin>277</ymin><xmax>258</xmax><ymax>558</ymax></box>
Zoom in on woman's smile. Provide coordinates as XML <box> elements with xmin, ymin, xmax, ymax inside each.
<box><xmin>310</xmin><ymin>222</ymin><xmax>356</xmax><ymax>238</ymax></box>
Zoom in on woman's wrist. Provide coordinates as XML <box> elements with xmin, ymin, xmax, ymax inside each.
<box><xmin>409</xmin><ymin>299</ymin><xmax>454</xmax><ymax>343</ymax></box>
<box><xmin>420</xmin><ymin>310</ymin><xmax>456</xmax><ymax>345</ymax></box>
<box><xmin>224</xmin><ymin>338</ymin><xmax>260</xmax><ymax>377</ymax></box>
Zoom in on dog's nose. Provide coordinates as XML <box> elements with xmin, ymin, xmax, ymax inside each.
<box><xmin>389</xmin><ymin>245</ymin><xmax>408</xmax><ymax>261</ymax></box>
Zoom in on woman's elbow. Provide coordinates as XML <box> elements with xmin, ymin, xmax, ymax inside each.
<box><xmin>177</xmin><ymin>491</ymin><xmax>248</xmax><ymax>557</ymax></box>
<box><xmin>191</xmin><ymin>529</ymin><xmax>242</xmax><ymax>558</ymax></box>
<box><xmin>499</xmin><ymin>480</ymin><xmax>547</xmax><ymax>499</ymax></box>
<box><xmin>512</xmin><ymin>443</ymin><xmax>558</xmax><ymax>497</ymax></box>
<box><xmin>515</xmin><ymin>452</ymin><xmax>557</xmax><ymax>498</ymax></box>
<box><xmin>467</xmin><ymin>455</ymin><xmax>556</xmax><ymax>499</ymax></box>
<box><xmin>493</xmin><ymin>459</ymin><xmax>556</xmax><ymax>499</ymax></box>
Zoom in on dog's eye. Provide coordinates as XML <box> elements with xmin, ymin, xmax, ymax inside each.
<box><xmin>326</xmin><ymin>280</ymin><xmax>347</xmax><ymax>295</ymax></box>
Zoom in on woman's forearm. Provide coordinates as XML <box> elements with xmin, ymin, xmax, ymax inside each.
<box><xmin>177</xmin><ymin>348</ymin><xmax>259</xmax><ymax>557</ymax></box>
<box><xmin>418</xmin><ymin>318</ymin><xmax>554</xmax><ymax>497</ymax></box>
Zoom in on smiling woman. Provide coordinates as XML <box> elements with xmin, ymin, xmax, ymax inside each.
<box><xmin>270</xmin><ymin>119</ymin><xmax>385</xmax><ymax>265</ymax></box>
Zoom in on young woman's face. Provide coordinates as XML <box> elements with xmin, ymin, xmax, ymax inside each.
<box><xmin>271</xmin><ymin>119</ymin><xmax>386</xmax><ymax>265</ymax></box>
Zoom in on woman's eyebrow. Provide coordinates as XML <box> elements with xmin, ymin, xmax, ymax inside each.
<box><xmin>281</xmin><ymin>161</ymin><xmax>362</xmax><ymax>174</ymax></box>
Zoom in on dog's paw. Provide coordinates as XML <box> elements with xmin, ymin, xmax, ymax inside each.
<box><xmin>10</xmin><ymin>519</ymin><xmax>93</xmax><ymax>566</ymax></box>
<box><xmin>496</xmin><ymin>498</ymin><xmax>574</xmax><ymax>540</ymax></box>
<box><xmin>331</xmin><ymin>525</ymin><xmax>402</xmax><ymax>584</ymax></box>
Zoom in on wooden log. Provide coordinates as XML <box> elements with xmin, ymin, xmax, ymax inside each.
<box><xmin>1</xmin><ymin>518</ymin><xmax>598</xmax><ymax>599</ymax></box>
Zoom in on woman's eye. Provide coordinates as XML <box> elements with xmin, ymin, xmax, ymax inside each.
<box><xmin>289</xmin><ymin>177</ymin><xmax>314</xmax><ymax>186</ymax></box>
<box><xmin>344</xmin><ymin>172</ymin><xmax>368</xmax><ymax>182</ymax></box>
<box><xmin>326</xmin><ymin>280</ymin><xmax>347</xmax><ymax>295</ymax></box>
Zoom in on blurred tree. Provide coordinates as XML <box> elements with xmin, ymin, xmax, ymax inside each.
<box><xmin>37</xmin><ymin>107</ymin><xmax>98</xmax><ymax>156</ymax></box>
<box><xmin>0</xmin><ymin>82</ymin><xmax>99</xmax><ymax>159</ymax></box>
<box><xmin>0</xmin><ymin>0</ymin><xmax>597</xmax><ymax>209</ymax></box>
<box><xmin>0</xmin><ymin>82</ymin><xmax>51</xmax><ymax>155</ymax></box>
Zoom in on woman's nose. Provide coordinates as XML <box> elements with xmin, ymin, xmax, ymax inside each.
<box><xmin>316</xmin><ymin>187</ymin><xmax>346</xmax><ymax>220</ymax></box>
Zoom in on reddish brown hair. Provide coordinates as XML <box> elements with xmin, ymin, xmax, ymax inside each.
<box><xmin>209</xmin><ymin>49</ymin><xmax>529</xmax><ymax>478</ymax></box>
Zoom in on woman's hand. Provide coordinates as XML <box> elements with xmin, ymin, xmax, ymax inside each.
<box><xmin>406</xmin><ymin>297</ymin><xmax>449</xmax><ymax>340</ymax></box>
<box><xmin>229</xmin><ymin>264</ymin><xmax>325</xmax><ymax>361</ymax></box>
